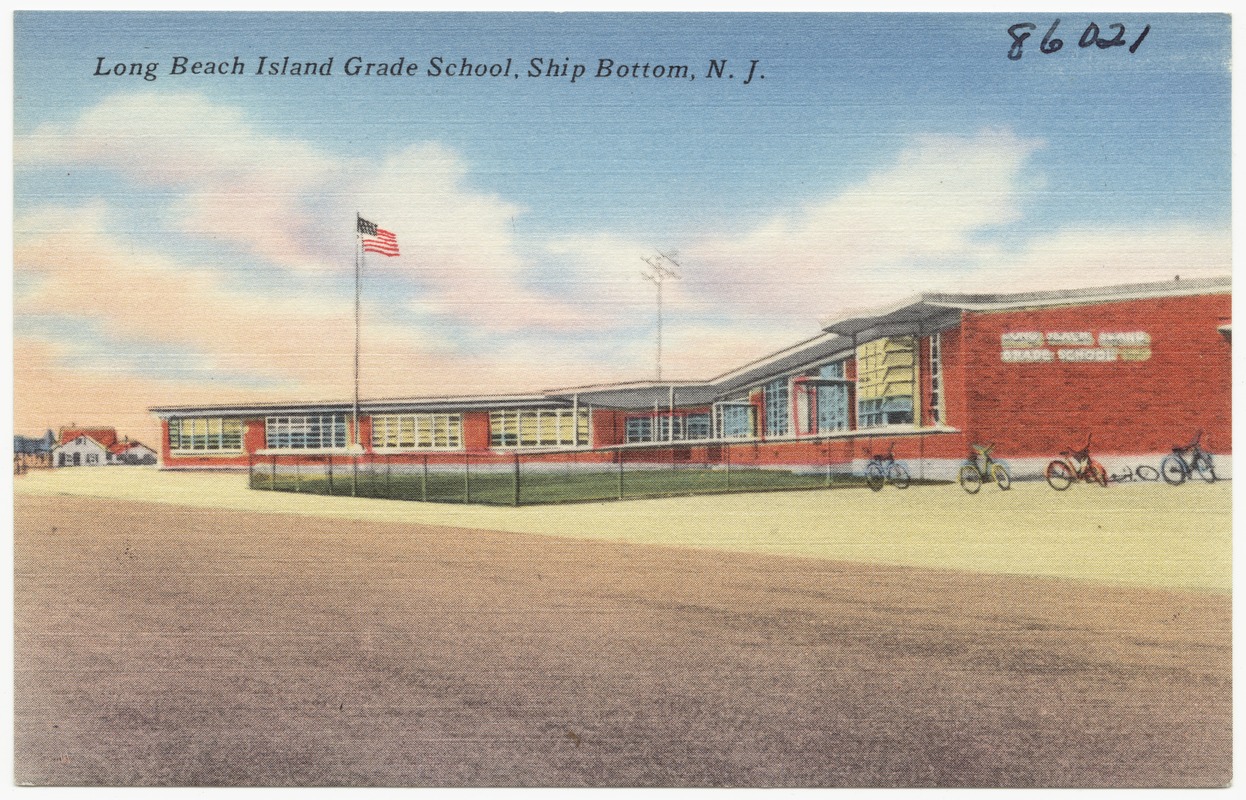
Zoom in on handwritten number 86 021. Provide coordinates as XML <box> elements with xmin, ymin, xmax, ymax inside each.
<box><xmin>1008</xmin><ymin>20</ymin><xmax>1150</xmax><ymax>61</ymax></box>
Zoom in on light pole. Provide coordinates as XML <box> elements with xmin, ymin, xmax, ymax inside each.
<box><xmin>641</xmin><ymin>251</ymin><xmax>680</xmax><ymax>382</ymax></box>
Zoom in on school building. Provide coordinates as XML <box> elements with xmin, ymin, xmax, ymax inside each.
<box><xmin>150</xmin><ymin>276</ymin><xmax>1231</xmax><ymax>480</ymax></box>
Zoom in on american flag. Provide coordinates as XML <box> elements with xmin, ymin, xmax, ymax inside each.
<box><xmin>357</xmin><ymin>216</ymin><xmax>400</xmax><ymax>257</ymax></box>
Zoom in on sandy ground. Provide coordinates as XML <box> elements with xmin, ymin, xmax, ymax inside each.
<box><xmin>13</xmin><ymin>487</ymin><xmax>1231</xmax><ymax>787</ymax></box>
<box><xmin>14</xmin><ymin>467</ymin><xmax>1232</xmax><ymax>591</ymax></box>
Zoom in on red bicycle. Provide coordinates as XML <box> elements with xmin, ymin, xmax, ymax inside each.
<box><xmin>1045</xmin><ymin>435</ymin><xmax>1108</xmax><ymax>490</ymax></box>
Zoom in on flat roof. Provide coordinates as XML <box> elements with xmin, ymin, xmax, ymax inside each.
<box><xmin>149</xmin><ymin>393</ymin><xmax>568</xmax><ymax>418</ymax></box>
<box><xmin>823</xmin><ymin>276</ymin><xmax>1231</xmax><ymax>336</ymax></box>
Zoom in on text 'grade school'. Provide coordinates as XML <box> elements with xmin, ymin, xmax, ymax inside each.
<box><xmin>93</xmin><ymin>55</ymin><xmax>766</xmax><ymax>85</ymax></box>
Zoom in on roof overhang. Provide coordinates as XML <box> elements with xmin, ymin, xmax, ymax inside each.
<box><xmin>149</xmin><ymin>394</ymin><xmax>569</xmax><ymax>419</ymax></box>
<box><xmin>546</xmin><ymin>381</ymin><xmax>720</xmax><ymax>410</ymax></box>
<box><xmin>823</xmin><ymin>300</ymin><xmax>963</xmax><ymax>340</ymax></box>
<box><xmin>821</xmin><ymin>276</ymin><xmax>1231</xmax><ymax>340</ymax></box>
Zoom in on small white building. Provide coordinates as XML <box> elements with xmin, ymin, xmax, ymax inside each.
<box><xmin>50</xmin><ymin>426</ymin><xmax>155</xmax><ymax>467</ymax></box>
<box><xmin>52</xmin><ymin>434</ymin><xmax>111</xmax><ymax>467</ymax></box>
<box><xmin>113</xmin><ymin>441</ymin><xmax>158</xmax><ymax>465</ymax></box>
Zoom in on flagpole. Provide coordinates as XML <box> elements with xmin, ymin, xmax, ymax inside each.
<box><xmin>353</xmin><ymin>213</ymin><xmax>362</xmax><ymax>497</ymax></box>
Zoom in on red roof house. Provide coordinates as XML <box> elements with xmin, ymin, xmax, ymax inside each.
<box><xmin>58</xmin><ymin>427</ymin><xmax>119</xmax><ymax>448</ymax></box>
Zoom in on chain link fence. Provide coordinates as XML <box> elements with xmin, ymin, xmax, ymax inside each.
<box><xmin>248</xmin><ymin>439</ymin><xmax>867</xmax><ymax>505</ymax></box>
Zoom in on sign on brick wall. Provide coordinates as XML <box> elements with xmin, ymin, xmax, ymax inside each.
<box><xmin>1001</xmin><ymin>332</ymin><xmax>1151</xmax><ymax>363</ymax></box>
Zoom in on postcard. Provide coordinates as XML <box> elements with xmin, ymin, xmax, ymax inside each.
<box><xmin>11</xmin><ymin>10</ymin><xmax>1232</xmax><ymax>787</ymax></box>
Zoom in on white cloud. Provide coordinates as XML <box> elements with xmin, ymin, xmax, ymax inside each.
<box><xmin>14</xmin><ymin>104</ymin><xmax>1230</xmax><ymax>439</ymax></box>
<box><xmin>16</xmin><ymin>91</ymin><xmax>630</xmax><ymax>333</ymax></box>
<box><xmin>680</xmin><ymin>130</ymin><xmax>1048</xmax><ymax>318</ymax></box>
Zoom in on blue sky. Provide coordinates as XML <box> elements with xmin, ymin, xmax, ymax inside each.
<box><xmin>12</xmin><ymin>11</ymin><xmax>1232</xmax><ymax>438</ymax></box>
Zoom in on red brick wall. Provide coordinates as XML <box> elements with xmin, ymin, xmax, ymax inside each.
<box><xmin>244</xmin><ymin>419</ymin><xmax>265</xmax><ymax>453</ymax></box>
<box><xmin>159</xmin><ymin>419</ymin><xmax>171</xmax><ymax>464</ymax></box>
<box><xmin>462</xmin><ymin>411</ymin><xmax>491</xmax><ymax>451</ymax></box>
<box><xmin>959</xmin><ymin>293</ymin><xmax>1230</xmax><ymax>457</ymax></box>
<box><xmin>592</xmin><ymin>409</ymin><xmax>624</xmax><ymax>447</ymax></box>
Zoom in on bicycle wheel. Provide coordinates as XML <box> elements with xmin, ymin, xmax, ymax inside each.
<box><xmin>1089</xmin><ymin>461</ymin><xmax>1109</xmax><ymax>487</ymax></box>
<box><xmin>889</xmin><ymin>463</ymin><xmax>910</xmax><ymax>490</ymax></box>
<box><xmin>991</xmin><ymin>463</ymin><xmax>1011</xmax><ymax>491</ymax></box>
<box><xmin>865</xmin><ymin>462</ymin><xmax>886</xmax><ymax>492</ymax></box>
<box><xmin>1160</xmin><ymin>455</ymin><xmax>1187</xmax><ymax>486</ymax></box>
<box><xmin>1194</xmin><ymin>454</ymin><xmax>1217</xmax><ymax>483</ymax></box>
<box><xmin>1045</xmin><ymin>460</ymin><xmax>1073</xmax><ymax>491</ymax></box>
<box><xmin>1135</xmin><ymin>465</ymin><xmax>1160</xmax><ymax>482</ymax></box>
<box><xmin>958</xmin><ymin>464</ymin><xmax>983</xmax><ymax>494</ymax></box>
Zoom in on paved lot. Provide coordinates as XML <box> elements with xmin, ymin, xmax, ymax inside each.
<box><xmin>13</xmin><ymin>468</ymin><xmax>1233</xmax><ymax>590</ymax></box>
<box><xmin>13</xmin><ymin>491</ymin><xmax>1230</xmax><ymax>787</ymax></box>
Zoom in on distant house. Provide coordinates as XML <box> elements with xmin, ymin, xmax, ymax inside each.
<box><xmin>13</xmin><ymin>429</ymin><xmax>55</xmax><ymax>471</ymax></box>
<box><xmin>53</xmin><ymin>431</ymin><xmax>113</xmax><ymax>467</ymax></box>
<box><xmin>111</xmin><ymin>440</ymin><xmax>158</xmax><ymax>465</ymax></box>
<box><xmin>51</xmin><ymin>427</ymin><xmax>157</xmax><ymax>467</ymax></box>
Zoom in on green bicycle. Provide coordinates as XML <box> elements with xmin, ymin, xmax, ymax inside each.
<box><xmin>958</xmin><ymin>443</ymin><xmax>1011</xmax><ymax>494</ymax></box>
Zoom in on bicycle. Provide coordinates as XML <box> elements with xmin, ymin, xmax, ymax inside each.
<box><xmin>1108</xmin><ymin>464</ymin><xmax>1161</xmax><ymax>484</ymax></box>
<box><xmin>1160</xmin><ymin>430</ymin><xmax>1216</xmax><ymax>485</ymax></box>
<box><xmin>1045</xmin><ymin>435</ymin><xmax>1108</xmax><ymax>490</ymax></box>
<box><xmin>865</xmin><ymin>442</ymin><xmax>910</xmax><ymax>491</ymax></box>
<box><xmin>958</xmin><ymin>443</ymin><xmax>1011</xmax><ymax>494</ymax></box>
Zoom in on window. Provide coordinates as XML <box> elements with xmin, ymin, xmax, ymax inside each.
<box><xmin>489</xmin><ymin>409</ymin><xmax>589</xmax><ymax>448</ymax></box>
<box><xmin>625</xmin><ymin>412</ymin><xmax>712</xmax><ymax>443</ymax></box>
<box><xmin>625</xmin><ymin>416</ymin><xmax>652</xmax><ymax>443</ymax></box>
<box><xmin>819</xmin><ymin>362</ymin><xmax>845</xmax><ymax>381</ymax></box>
<box><xmin>929</xmin><ymin>333</ymin><xmax>944</xmax><ymax>425</ymax></box>
<box><xmin>371</xmin><ymin>414</ymin><xmax>462</xmax><ymax>449</ymax></box>
<box><xmin>169</xmin><ymin>417</ymin><xmax>245</xmax><ymax>452</ymax></box>
<box><xmin>856</xmin><ymin>337</ymin><xmax>915</xmax><ymax>428</ymax></box>
<box><xmin>816</xmin><ymin>385</ymin><xmax>849</xmax><ymax>433</ymax></box>
<box><xmin>716</xmin><ymin>403</ymin><xmax>756</xmax><ymax>439</ymax></box>
<box><xmin>764</xmin><ymin>379</ymin><xmax>789</xmax><ymax>437</ymax></box>
<box><xmin>86</xmin><ymin>453</ymin><xmax>99</xmax><ymax>464</ymax></box>
<box><xmin>265</xmin><ymin>415</ymin><xmax>347</xmax><ymax>450</ymax></box>
<box><xmin>685</xmin><ymin>413</ymin><xmax>712</xmax><ymax>440</ymax></box>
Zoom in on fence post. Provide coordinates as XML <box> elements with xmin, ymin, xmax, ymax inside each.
<box><xmin>422</xmin><ymin>454</ymin><xmax>428</xmax><ymax>502</ymax></box>
<box><xmin>617</xmin><ymin>448</ymin><xmax>624</xmax><ymax>500</ymax></box>
<box><xmin>512</xmin><ymin>452</ymin><xmax>520</xmax><ymax>506</ymax></box>
<box><xmin>825</xmin><ymin>441</ymin><xmax>831</xmax><ymax>488</ymax></box>
<box><xmin>352</xmin><ymin>455</ymin><xmax>358</xmax><ymax>497</ymax></box>
<box><xmin>385</xmin><ymin>454</ymin><xmax>391</xmax><ymax>499</ymax></box>
<box><xmin>464</xmin><ymin>452</ymin><xmax>471</xmax><ymax>503</ymax></box>
<box><xmin>726</xmin><ymin>441</ymin><xmax>731</xmax><ymax>490</ymax></box>
<box><xmin>328</xmin><ymin>455</ymin><xmax>334</xmax><ymax>495</ymax></box>
<box><xmin>295</xmin><ymin>459</ymin><xmax>301</xmax><ymax>493</ymax></box>
<box><xmin>270</xmin><ymin>455</ymin><xmax>276</xmax><ymax>491</ymax></box>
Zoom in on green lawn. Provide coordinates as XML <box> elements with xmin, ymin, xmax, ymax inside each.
<box><xmin>249</xmin><ymin>465</ymin><xmax>875</xmax><ymax>505</ymax></box>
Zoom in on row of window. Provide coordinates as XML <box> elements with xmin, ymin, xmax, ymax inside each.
<box><xmin>720</xmin><ymin>335</ymin><xmax>943</xmax><ymax>436</ymax></box>
<box><xmin>624</xmin><ymin>413</ymin><xmax>712</xmax><ymax>443</ymax></box>
<box><xmin>489</xmin><ymin>409</ymin><xmax>589</xmax><ymax>448</ymax></box>
<box><xmin>266</xmin><ymin>415</ymin><xmax>347</xmax><ymax>450</ymax></box>
<box><xmin>167</xmin><ymin>337</ymin><xmax>948</xmax><ymax>454</ymax></box>
<box><xmin>169</xmin><ymin>417</ymin><xmax>245</xmax><ymax>451</ymax></box>
<box><xmin>372</xmin><ymin>414</ymin><xmax>462</xmax><ymax>449</ymax></box>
